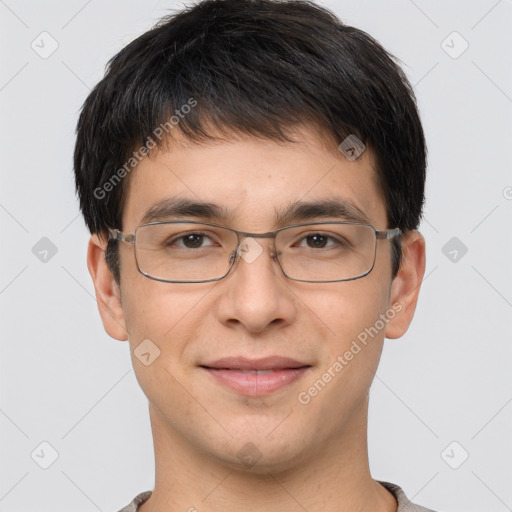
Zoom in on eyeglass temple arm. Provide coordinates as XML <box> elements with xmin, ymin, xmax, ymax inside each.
<box><xmin>376</xmin><ymin>228</ymin><xmax>402</xmax><ymax>240</ymax></box>
<box><xmin>108</xmin><ymin>229</ymin><xmax>135</xmax><ymax>244</ymax></box>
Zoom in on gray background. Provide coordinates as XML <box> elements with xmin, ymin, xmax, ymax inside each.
<box><xmin>1</xmin><ymin>0</ymin><xmax>511</xmax><ymax>511</ymax></box>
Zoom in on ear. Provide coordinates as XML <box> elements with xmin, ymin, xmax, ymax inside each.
<box><xmin>87</xmin><ymin>234</ymin><xmax>128</xmax><ymax>341</ymax></box>
<box><xmin>385</xmin><ymin>230</ymin><xmax>426</xmax><ymax>339</ymax></box>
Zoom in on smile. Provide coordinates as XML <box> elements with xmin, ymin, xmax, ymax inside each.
<box><xmin>200</xmin><ymin>365</ymin><xmax>312</xmax><ymax>396</ymax></box>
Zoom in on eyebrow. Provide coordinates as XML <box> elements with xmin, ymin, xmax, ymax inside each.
<box><xmin>139</xmin><ymin>197</ymin><xmax>370</xmax><ymax>226</ymax></box>
<box><xmin>276</xmin><ymin>198</ymin><xmax>369</xmax><ymax>225</ymax></box>
<box><xmin>140</xmin><ymin>198</ymin><xmax>235</xmax><ymax>225</ymax></box>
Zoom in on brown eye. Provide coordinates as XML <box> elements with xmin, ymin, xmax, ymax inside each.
<box><xmin>181</xmin><ymin>234</ymin><xmax>205</xmax><ymax>248</ymax></box>
<box><xmin>168</xmin><ymin>232</ymin><xmax>214</xmax><ymax>249</ymax></box>
<box><xmin>306</xmin><ymin>234</ymin><xmax>329</xmax><ymax>248</ymax></box>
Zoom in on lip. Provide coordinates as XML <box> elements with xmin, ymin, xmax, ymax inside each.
<box><xmin>200</xmin><ymin>356</ymin><xmax>312</xmax><ymax>396</ymax></box>
<box><xmin>202</xmin><ymin>356</ymin><xmax>309</xmax><ymax>371</ymax></box>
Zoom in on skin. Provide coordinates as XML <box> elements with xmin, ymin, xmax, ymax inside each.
<box><xmin>87</xmin><ymin>125</ymin><xmax>426</xmax><ymax>512</ymax></box>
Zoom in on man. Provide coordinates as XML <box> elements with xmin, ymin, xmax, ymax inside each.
<box><xmin>74</xmin><ymin>0</ymin><xmax>435</xmax><ymax>510</ymax></box>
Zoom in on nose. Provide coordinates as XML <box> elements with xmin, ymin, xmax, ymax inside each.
<box><xmin>215</xmin><ymin>237</ymin><xmax>298</xmax><ymax>333</ymax></box>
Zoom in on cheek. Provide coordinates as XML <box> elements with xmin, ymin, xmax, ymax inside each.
<box><xmin>310</xmin><ymin>280</ymin><xmax>387</xmax><ymax>350</ymax></box>
<box><xmin>305</xmin><ymin>279</ymin><xmax>391</xmax><ymax>403</ymax></box>
<box><xmin>121</xmin><ymin>277</ymin><xmax>218</xmax><ymax>372</ymax></box>
<box><xmin>121</xmin><ymin>284</ymin><xmax>206</xmax><ymax>404</ymax></box>
<box><xmin>123</xmin><ymin>283</ymin><xmax>198</xmax><ymax>341</ymax></box>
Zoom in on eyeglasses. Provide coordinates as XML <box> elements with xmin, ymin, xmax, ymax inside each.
<box><xmin>108</xmin><ymin>220</ymin><xmax>401</xmax><ymax>283</ymax></box>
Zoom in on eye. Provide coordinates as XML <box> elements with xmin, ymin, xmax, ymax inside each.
<box><xmin>297</xmin><ymin>233</ymin><xmax>340</xmax><ymax>249</ymax></box>
<box><xmin>170</xmin><ymin>232</ymin><xmax>215</xmax><ymax>249</ymax></box>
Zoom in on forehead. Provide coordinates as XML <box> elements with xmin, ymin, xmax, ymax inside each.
<box><xmin>121</xmin><ymin>127</ymin><xmax>387</xmax><ymax>231</ymax></box>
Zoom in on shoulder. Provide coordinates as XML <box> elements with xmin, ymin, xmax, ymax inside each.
<box><xmin>115</xmin><ymin>490</ymin><xmax>152</xmax><ymax>512</ymax></box>
<box><xmin>378</xmin><ymin>480</ymin><xmax>438</xmax><ymax>512</ymax></box>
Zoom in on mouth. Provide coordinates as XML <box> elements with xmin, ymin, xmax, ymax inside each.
<box><xmin>199</xmin><ymin>356</ymin><xmax>312</xmax><ymax>396</ymax></box>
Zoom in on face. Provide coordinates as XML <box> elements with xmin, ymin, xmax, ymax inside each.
<box><xmin>89</xmin><ymin>125</ymin><xmax>425</xmax><ymax>474</ymax></box>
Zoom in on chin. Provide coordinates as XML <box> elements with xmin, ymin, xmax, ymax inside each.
<box><xmin>214</xmin><ymin>431</ymin><xmax>312</xmax><ymax>476</ymax></box>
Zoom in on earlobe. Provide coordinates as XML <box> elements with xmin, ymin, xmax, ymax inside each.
<box><xmin>87</xmin><ymin>234</ymin><xmax>129</xmax><ymax>341</ymax></box>
<box><xmin>385</xmin><ymin>231</ymin><xmax>426</xmax><ymax>340</ymax></box>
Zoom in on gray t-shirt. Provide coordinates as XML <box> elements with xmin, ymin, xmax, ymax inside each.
<box><xmin>116</xmin><ymin>481</ymin><xmax>437</xmax><ymax>511</ymax></box>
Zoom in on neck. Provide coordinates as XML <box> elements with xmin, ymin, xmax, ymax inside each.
<box><xmin>139</xmin><ymin>398</ymin><xmax>397</xmax><ymax>512</ymax></box>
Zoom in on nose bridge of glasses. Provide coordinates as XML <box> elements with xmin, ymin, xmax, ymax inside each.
<box><xmin>232</xmin><ymin>230</ymin><xmax>279</xmax><ymax>264</ymax></box>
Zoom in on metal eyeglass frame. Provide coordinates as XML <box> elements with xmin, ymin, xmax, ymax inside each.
<box><xmin>108</xmin><ymin>220</ymin><xmax>402</xmax><ymax>283</ymax></box>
